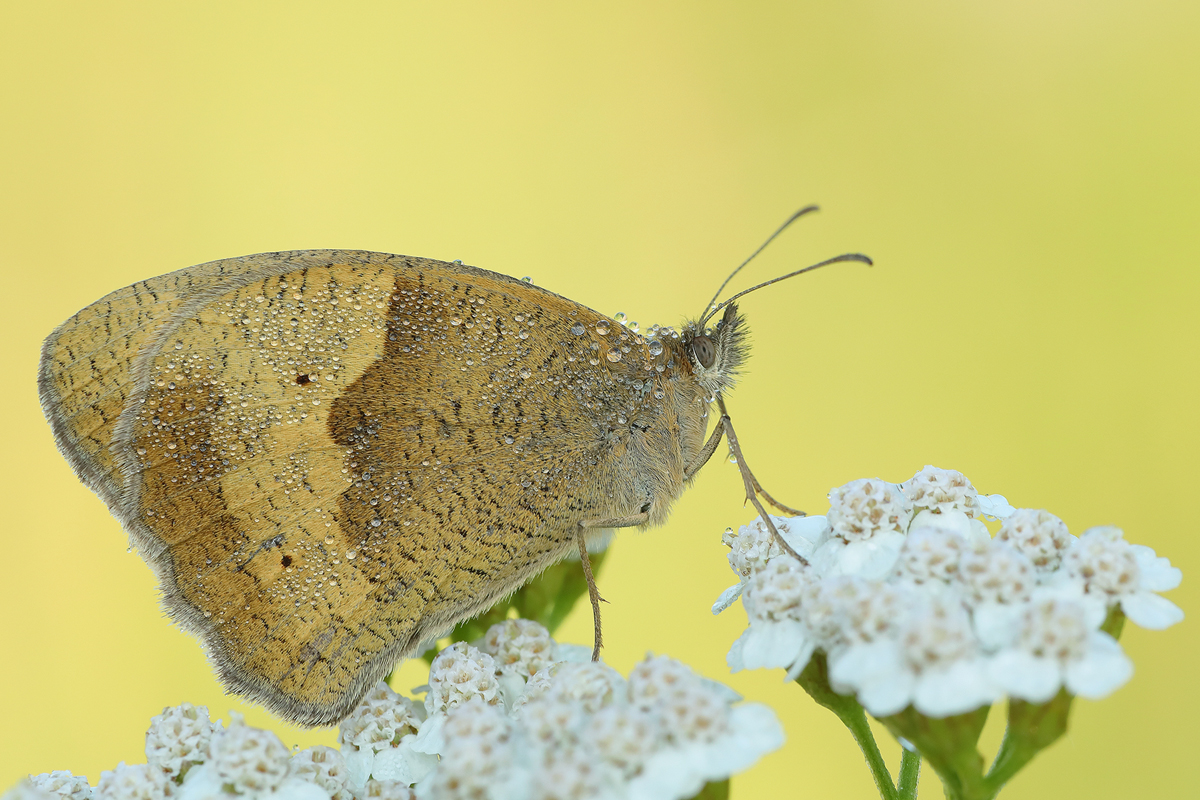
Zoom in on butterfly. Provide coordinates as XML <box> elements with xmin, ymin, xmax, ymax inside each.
<box><xmin>39</xmin><ymin>210</ymin><xmax>867</xmax><ymax>724</ymax></box>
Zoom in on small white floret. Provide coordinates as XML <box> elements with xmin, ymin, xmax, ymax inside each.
<box><xmin>893</xmin><ymin>527</ymin><xmax>966</xmax><ymax>586</ymax></box>
<box><xmin>1064</xmin><ymin>527</ymin><xmax>1184</xmax><ymax>629</ymax></box>
<box><xmin>417</xmin><ymin>698</ymin><xmax>514</xmax><ymax>800</ymax></box>
<box><xmin>480</xmin><ymin>619</ymin><xmax>556</xmax><ymax>680</ymax></box>
<box><xmin>987</xmin><ymin>596</ymin><xmax>1132</xmax><ymax>702</ymax></box>
<box><xmin>424</xmin><ymin>642</ymin><xmax>502</xmax><ymax>718</ymax></box>
<box><xmin>831</xmin><ymin>595</ymin><xmax>996</xmax><ymax>717</ymax></box>
<box><xmin>827</xmin><ymin>479</ymin><xmax>913</xmax><ymax>543</ymax></box>
<box><xmin>95</xmin><ymin>763</ymin><xmax>170</xmax><ymax>800</ymax></box>
<box><xmin>206</xmin><ymin>720</ymin><xmax>290</xmax><ymax>795</ymax></box>
<box><xmin>26</xmin><ymin>773</ymin><xmax>92</xmax><ymax>800</ymax></box>
<box><xmin>958</xmin><ymin>540</ymin><xmax>1034</xmax><ymax>606</ymax></box>
<box><xmin>1</xmin><ymin>781</ymin><xmax>59</xmax><ymax>800</ymax></box>
<box><xmin>289</xmin><ymin>746</ymin><xmax>351</xmax><ymax>800</ymax></box>
<box><xmin>590</xmin><ymin>705</ymin><xmax>666</xmax><ymax>778</ymax></box>
<box><xmin>996</xmin><ymin>509</ymin><xmax>1073</xmax><ymax>572</ymax></box>
<box><xmin>811</xmin><ymin>531</ymin><xmax>906</xmax><ymax>580</ymax></box>
<box><xmin>145</xmin><ymin>703</ymin><xmax>219</xmax><ymax>782</ymax></box>
<box><xmin>902</xmin><ymin>466</ymin><xmax>980</xmax><ymax>517</ymax></box>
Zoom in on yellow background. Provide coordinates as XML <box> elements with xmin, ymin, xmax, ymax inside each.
<box><xmin>1</xmin><ymin>2</ymin><xmax>1195</xmax><ymax>797</ymax></box>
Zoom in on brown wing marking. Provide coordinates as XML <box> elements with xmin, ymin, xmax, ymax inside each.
<box><xmin>38</xmin><ymin>257</ymin><xmax>256</xmax><ymax>509</ymax></box>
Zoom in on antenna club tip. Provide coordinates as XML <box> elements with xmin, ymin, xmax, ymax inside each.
<box><xmin>834</xmin><ymin>253</ymin><xmax>874</xmax><ymax>267</ymax></box>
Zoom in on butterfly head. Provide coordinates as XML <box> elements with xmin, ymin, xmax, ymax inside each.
<box><xmin>681</xmin><ymin>302</ymin><xmax>749</xmax><ymax>397</ymax></box>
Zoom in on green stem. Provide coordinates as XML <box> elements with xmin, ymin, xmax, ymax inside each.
<box><xmin>982</xmin><ymin>692</ymin><xmax>1073</xmax><ymax>797</ymax></box>
<box><xmin>897</xmin><ymin>747</ymin><xmax>921</xmax><ymax>800</ymax></box>
<box><xmin>796</xmin><ymin>654</ymin><xmax>898</xmax><ymax>800</ymax></box>
<box><xmin>878</xmin><ymin>705</ymin><xmax>990</xmax><ymax>800</ymax></box>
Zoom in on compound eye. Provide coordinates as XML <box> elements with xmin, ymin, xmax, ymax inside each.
<box><xmin>691</xmin><ymin>335</ymin><xmax>716</xmax><ymax>368</ymax></box>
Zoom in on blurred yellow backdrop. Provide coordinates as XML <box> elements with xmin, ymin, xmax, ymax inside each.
<box><xmin>1</xmin><ymin>2</ymin><xmax>1195</xmax><ymax>797</ymax></box>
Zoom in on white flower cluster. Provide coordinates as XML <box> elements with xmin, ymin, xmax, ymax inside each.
<box><xmin>422</xmin><ymin>652</ymin><xmax>781</xmax><ymax>800</ymax></box>
<box><xmin>717</xmin><ymin>466</ymin><xmax>1184</xmax><ymax>718</ymax></box>
<box><xmin>5</xmin><ymin>622</ymin><xmax>781</xmax><ymax>800</ymax></box>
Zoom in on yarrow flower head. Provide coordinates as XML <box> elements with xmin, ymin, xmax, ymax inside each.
<box><xmin>289</xmin><ymin>746</ymin><xmax>352</xmax><ymax>800</ymax></box>
<box><xmin>7</xmin><ymin>634</ymin><xmax>780</xmax><ymax>800</ymax></box>
<box><xmin>718</xmin><ymin>465</ymin><xmax>1183</xmax><ymax>716</ymax></box>
<box><xmin>716</xmin><ymin>464</ymin><xmax>1183</xmax><ymax>800</ymax></box>
<box><xmin>893</xmin><ymin>527</ymin><xmax>966</xmax><ymax>586</ymax></box>
<box><xmin>205</xmin><ymin>715</ymin><xmax>291</xmax><ymax>795</ymax></box>
<box><xmin>414</xmin><ymin>650</ymin><xmax>783</xmax><ymax>800</ymax></box>
<box><xmin>902</xmin><ymin>466</ymin><xmax>979</xmax><ymax>517</ymax></box>
<box><xmin>480</xmin><ymin>618</ymin><xmax>556</xmax><ymax>680</ymax></box>
<box><xmin>339</xmin><ymin>682</ymin><xmax>437</xmax><ymax>790</ymax></box>
<box><xmin>828</xmin><ymin>478</ymin><xmax>913</xmax><ymax>543</ymax></box>
<box><xmin>986</xmin><ymin>596</ymin><xmax>1131</xmax><ymax>703</ymax></box>
<box><xmin>996</xmin><ymin>508</ymin><xmax>1073</xmax><ymax>572</ymax></box>
<box><xmin>417</xmin><ymin>698</ymin><xmax>515</xmax><ymax>800</ymax></box>
<box><xmin>23</xmin><ymin>773</ymin><xmax>92</xmax><ymax>800</ymax></box>
<box><xmin>145</xmin><ymin>702</ymin><xmax>220</xmax><ymax>782</ymax></box>
<box><xmin>95</xmin><ymin>763</ymin><xmax>170</xmax><ymax>800</ymax></box>
<box><xmin>425</xmin><ymin>642</ymin><xmax>502</xmax><ymax>716</ymax></box>
<box><xmin>1063</xmin><ymin>526</ymin><xmax>1184</xmax><ymax>629</ymax></box>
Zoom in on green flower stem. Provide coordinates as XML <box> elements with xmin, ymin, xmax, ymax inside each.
<box><xmin>878</xmin><ymin>706</ymin><xmax>990</xmax><ymax>800</ymax></box>
<box><xmin>691</xmin><ymin>779</ymin><xmax>730</xmax><ymax>800</ymax></box>
<box><xmin>983</xmin><ymin>692</ymin><xmax>1071</xmax><ymax>797</ymax></box>
<box><xmin>796</xmin><ymin>654</ymin><xmax>898</xmax><ymax>800</ymax></box>
<box><xmin>981</xmin><ymin>606</ymin><xmax>1124</xmax><ymax>797</ymax></box>
<box><xmin>897</xmin><ymin>748</ymin><xmax>921</xmax><ymax>800</ymax></box>
<box><xmin>1101</xmin><ymin>605</ymin><xmax>1126</xmax><ymax>640</ymax></box>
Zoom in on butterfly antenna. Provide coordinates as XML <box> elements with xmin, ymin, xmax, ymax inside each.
<box><xmin>699</xmin><ymin>205</ymin><xmax>821</xmax><ymax>322</ymax></box>
<box><xmin>700</xmin><ymin>252</ymin><xmax>872</xmax><ymax>328</ymax></box>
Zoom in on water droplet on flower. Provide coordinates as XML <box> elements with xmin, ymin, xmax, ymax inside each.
<box><xmin>648</xmin><ymin>340</ymin><xmax>664</xmax><ymax>356</ymax></box>
<box><xmin>606</xmin><ymin>351</ymin><xmax>622</xmax><ymax>362</ymax></box>
<box><xmin>571</xmin><ymin>322</ymin><xmax>586</xmax><ymax>336</ymax></box>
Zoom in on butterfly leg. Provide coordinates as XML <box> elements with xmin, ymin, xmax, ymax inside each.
<box><xmin>576</xmin><ymin>534</ymin><xmax>604</xmax><ymax>662</ymax></box>
<box><xmin>716</xmin><ymin>394</ymin><xmax>810</xmax><ymax>565</ymax></box>
<box><xmin>575</xmin><ymin>512</ymin><xmax>648</xmax><ymax>661</ymax></box>
<box><xmin>684</xmin><ymin>415</ymin><xmax>726</xmax><ymax>480</ymax></box>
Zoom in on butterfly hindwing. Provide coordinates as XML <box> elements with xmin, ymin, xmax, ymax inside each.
<box><xmin>44</xmin><ymin>250</ymin><xmax>654</xmax><ymax>724</ymax></box>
